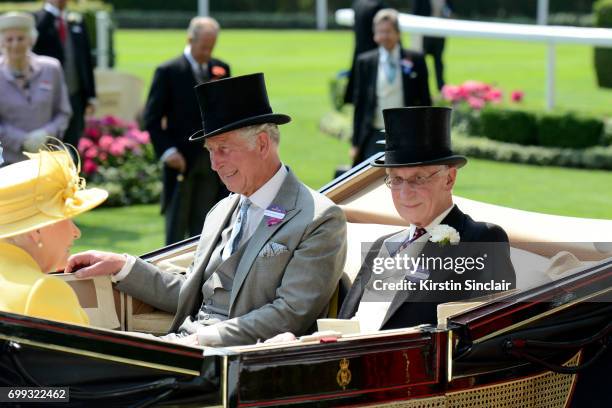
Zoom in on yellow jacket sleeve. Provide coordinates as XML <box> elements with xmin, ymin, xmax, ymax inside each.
<box><xmin>25</xmin><ymin>275</ymin><xmax>90</xmax><ymax>326</ymax></box>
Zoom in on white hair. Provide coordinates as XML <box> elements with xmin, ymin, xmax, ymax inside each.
<box><xmin>238</xmin><ymin>123</ymin><xmax>280</xmax><ymax>148</ymax></box>
<box><xmin>187</xmin><ymin>16</ymin><xmax>220</xmax><ymax>40</ymax></box>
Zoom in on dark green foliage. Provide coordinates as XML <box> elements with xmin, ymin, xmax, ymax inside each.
<box><xmin>478</xmin><ymin>108</ymin><xmax>605</xmax><ymax>149</ymax></box>
<box><xmin>453</xmin><ymin>133</ymin><xmax>612</xmax><ymax>170</ymax></box>
<box><xmin>594</xmin><ymin>0</ymin><xmax>612</xmax><ymax>88</ymax></box>
<box><xmin>537</xmin><ymin>112</ymin><xmax>604</xmax><ymax>148</ymax></box>
<box><xmin>480</xmin><ymin>107</ymin><xmax>538</xmax><ymax>145</ymax></box>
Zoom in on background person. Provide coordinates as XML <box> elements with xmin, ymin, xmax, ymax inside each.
<box><xmin>413</xmin><ymin>0</ymin><xmax>453</xmax><ymax>91</ymax></box>
<box><xmin>33</xmin><ymin>0</ymin><xmax>96</xmax><ymax>151</ymax></box>
<box><xmin>344</xmin><ymin>0</ymin><xmax>387</xmax><ymax>105</ymax></box>
<box><xmin>351</xmin><ymin>8</ymin><xmax>431</xmax><ymax>166</ymax></box>
<box><xmin>66</xmin><ymin>73</ymin><xmax>347</xmax><ymax>347</ymax></box>
<box><xmin>144</xmin><ymin>16</ymin><xmax>230</xmax><ymax>245</ymax></box>
<box><xmin>0</xmin><ymin>147</ymin><xmax>108</xmax><ymax>325</ymax></box>
<box><xmin>0</xmin><ymin>12</ymin><xmax>71</xmax><ymax>165</ymax></box>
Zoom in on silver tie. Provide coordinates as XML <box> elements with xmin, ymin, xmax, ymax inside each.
<box><xmin>228</xmin><ymin>199</ymin><xmax>251</xmax><ymax>255</ymax></box>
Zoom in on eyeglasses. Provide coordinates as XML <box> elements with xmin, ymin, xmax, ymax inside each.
<box><xmin>384</xmin><ymin>167</ymin><xmax>447</xmax><ymax>190</ymax></box>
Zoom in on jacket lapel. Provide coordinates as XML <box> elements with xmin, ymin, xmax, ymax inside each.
<box><xmin>190</xmin><ymin>194</ymin><xmax>240</xmax><ymax>280</ymax></box>
<box><xmin>367</xmin><ymin>51</ymin><xmax>379</xmax><ymax>102</ymax></box>
<box><xmin>174</xmin><ymin>195</ymin><xmax>239</xmax><ymax>323</ymax></box>
<box><xmin>379</xmin><ymin>205</ymin><xmax>466</xmax><ymax>328</ymax></box>
<box><xmin>379</xmin><ymin>237</ymin><xmax>429</xmax><ymax>327</ymax></box>
<box><xmin>229</xmin><ymin>169</ymin><xmax>302</xmax><ymax>310</ymax></box>
<box><xmin>400</xmin><ymin>48</ymin><xmax>412</xmax><ymax>101</ymax></box>
<box><xmin>179</xmin><ymin>54</ymin><xmax>198</xmax><ymax>86</ymax></box>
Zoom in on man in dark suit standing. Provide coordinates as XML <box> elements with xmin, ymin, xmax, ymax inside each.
<box><xmin>351</xmin><ymin>8</ymin><xmax>431</xmax><ymax>166</ymax></box>
<box><xmin>413</xmin><ymin>0</ymin><xmax>453</xmax><ymax>91</ymax></box>
<box><xmin>344</xmin><ymin>0</ymin><xmax>387</xmax><ymax>104</ymax></box>
<box><xmin>339</xmin><ymin>107</ymin><xmax>516</xmax><ymax>331</ymax></box>
<box><xmin>33</xmin><ymin>0</ymin><xmax>96</xmax><ymax>149</ymax></box>
<box><xmin>144</xmin><ymin>17</ymin><xmax>230</xmax><ymax>245</ymax></box>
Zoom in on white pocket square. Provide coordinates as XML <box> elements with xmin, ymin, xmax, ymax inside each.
<box><xmin>259</xmin><ymin>242</ymin><xmax>288</xmax><ymax>258</ymax></box>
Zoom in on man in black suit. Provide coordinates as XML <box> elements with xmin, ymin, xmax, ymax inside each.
<box><xmin>413</xmin><ymin>0</ymin><xmax>453</xmax><ymax>91</ymax></box>
<box><xmin>344</xmin><ymin>0</ymin><xmax>387</xmax><ymax>104</ymax></box>
<box><xmin>339</xmin><ymin>107</ymin><xmax>516</xmax><ymax>331</ymax></box>
<box><xmin>144</xmin><ymin>16</ymin><xmax>230</xmax><ymax>245</ymax></box>
<box><xmin>33</xmin><ymin>0</ymin><xmax>96</xmax><ymax>149</ymax></box>
<box><xmin>351</xmin><ymin>8</ymin><xmax>431</xmax><ymax>166</ymax></box>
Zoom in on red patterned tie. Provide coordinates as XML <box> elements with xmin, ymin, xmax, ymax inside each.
<box><xmin>58</xmin><ymin>16</ymin><xmax>67</xmax><ymax>45</ymax></box>
<box><xmin>395</xmin><ymin>227</ymin><xmax>427</xmax><ymax>254</ymax></box>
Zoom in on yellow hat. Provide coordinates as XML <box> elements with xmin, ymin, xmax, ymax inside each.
<box><xmin>0</xmin><ymin>12</ymin><xmax>35</xmax><ymax>32</ymax></box>
<box><xmin>0</xmin><ymin>148</ymin><xmax>108</xmax><ymax>239</ymax></box>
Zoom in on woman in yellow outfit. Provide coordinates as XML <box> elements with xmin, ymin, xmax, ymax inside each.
<box><xmin>0</xmin><ymin>147</ymin><xmax>107</xmax><ymax>325</ymax></box>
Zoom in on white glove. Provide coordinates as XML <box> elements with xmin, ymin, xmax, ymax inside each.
<box><xmin>22</xmin><ymin>129</ymin><xmax>49</xmax><ymax>153</ymax></box>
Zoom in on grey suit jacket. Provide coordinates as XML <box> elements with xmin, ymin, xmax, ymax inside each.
<box><xmin>116</xmin><ymin>169</ymin><xmax>347</xmax><ymax>346</ymax></box>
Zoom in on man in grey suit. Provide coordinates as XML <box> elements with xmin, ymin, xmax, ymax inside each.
<box><xmin>66</xmin><ymin>73</ymin><xmax>347</xmax><ymax>347</ymax></box>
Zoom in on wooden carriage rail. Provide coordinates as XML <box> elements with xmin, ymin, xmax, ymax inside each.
<box><xmin>0</xmin><ymin>311</ymin><xmax>205</xmax><ymax>376</ymax></box>
<box><xmin>446</xmin><ymin>257</ymin><xmax>612</xmax><ymax>342</ymax></box>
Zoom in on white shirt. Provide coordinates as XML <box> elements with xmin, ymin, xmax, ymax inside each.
<box><xmin>373</xmin><ymin>45</ymin><xmax>404</xmax><ymax>129</ymax></box>
<box><xmin>183</xmin><ymin>45</ymin><xmax>208</xmax><ymax>77</ymax></box>
<box><xmin>221</xmin><ymin>164</ymin><xmax>288</xmax><ymax>260</ymax></box>
<box><xmin>354</xmin><ymin>204</ymin><xmax>455</xmax><ymax>332</ymax></box>
<box><xmin>44</xmin><ymin>2</ymin><xmax>66</xmax><ymax>18</ymax></box>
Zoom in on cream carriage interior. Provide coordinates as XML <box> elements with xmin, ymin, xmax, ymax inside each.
<box><xmin>1</xmin><ymin>155</ymin><xmax>610</xmax><ymax>407</ymax></box>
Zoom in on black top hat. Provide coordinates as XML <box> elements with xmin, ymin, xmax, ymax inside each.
<box><xmin>373</xmin><ymin>106</ymin><xmax>467</xmax><ymax>168</ymax></box>
<box><xmin>189</xmin><ymin>73</ymin><xmax>291</xmax><ymax>141</ymax></box>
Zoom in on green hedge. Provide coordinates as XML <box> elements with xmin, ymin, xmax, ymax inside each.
<box><xmin>0</xmin><ymin>1</ymin><xmax>111</xmax><ymax>15</ymax></box>
<box><xmin>478</xmin><ymin>108</ymin><xmax>605</xmax><ymax>149</ymax></box>
<box><xmin>538</xmin><ymin>112</ymin><xmax>604</xmax><ymax>148</ymax></box>
<box><xmin>317</xmin><ymin>109</ymin><xmax>612</xmax><ymax>170</ymax></box>
<box><xmin>594</xmin><ymin>0</ymin><xmax>612</xmax><ymax>88</ymax></box>
<box><xmin>114</xmin><ymin>10</ymin><xmax>338</xmax><ymax>29</ymax></box>
<box><xmin>104</xmin><ymin>0</ymin><xmax>597</xmax><ymax>16</ymax></box>
<box><xmin>453</xmin><ymin>133</ymin><xmax>612</xmax><ymax>170</ymax></box>
<box><xmin>480</xmin><ymin>108</ymin><xmax>538</xmax><ymax>145</ymax></box>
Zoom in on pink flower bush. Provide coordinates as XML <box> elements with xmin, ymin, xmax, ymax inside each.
<box><xmin>79</xmin><ymin>115</ymin><xmax>152</xmax><ymax>176</ymax></box>
<box><xmin>442</xmin><ymin>80</ymin><xmax>524</xmax><ymax>111</ymax></box>
<box><xmin>83</xmin><ymin>159</ymin><xmax>98</xmax><ymax>174</ymax></box>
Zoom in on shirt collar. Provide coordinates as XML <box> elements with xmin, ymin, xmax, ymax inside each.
<box><xmin>242</xmin><ymin>164</ymin><xmax>288</xmax><ymax>210</ymax></box>
<box><xmin>183</xmin><ymin>45</ymin><xmax>206</xmax><ymax>71</ymax></box>
<box><xmin>409</xmin><ymin>204</ymin><xmax>455</xmax><ymax>239</ymax></box>
<box><xmin>379</xmin><ymin>44</ymin><xmax>400</xmax><ymax>62</ymax></box>
<box><xmin>44</xmin><ymin>3</ymin><xmax>65</xmax><ymax>18</ymax></box>
<box><xmin>0</xmin><ymin>54</ymin><xmax>37</xmax><ymax>81</ymax></box>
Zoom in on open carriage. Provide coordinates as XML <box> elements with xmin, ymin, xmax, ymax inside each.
<box><xmin>1</xmin><ymin>156</ymin><xmax>610</xmax><ymax>407</ymax></box>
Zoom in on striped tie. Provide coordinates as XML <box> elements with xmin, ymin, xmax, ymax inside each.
<box><xmin>394</xmin><ymin>227</ymin><xmax>427</xmax><ymax>255</ymax></box>
<box><xmin>228</xmin><ymin>199</ymin><xmax>251</xmax><ymax>255</ymax></box>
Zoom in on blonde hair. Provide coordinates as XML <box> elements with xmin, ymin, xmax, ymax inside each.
<box><xmin>373</xmin><ymin>8</ymin><xmax>400</xmax><ymax>33</ymax></box>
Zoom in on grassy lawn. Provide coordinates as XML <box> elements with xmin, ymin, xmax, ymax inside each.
<box><xmin>74</xmin><ymin>29</ymin><xmax>611</xmax><ymax>254</ymax></box>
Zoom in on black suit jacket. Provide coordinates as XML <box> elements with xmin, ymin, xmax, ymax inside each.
<box><xmin>413</xmin><ymin>0</ymin><xmax>454</xmax><ymax>17</ymax></box>
<box><xmin>338</xmin><ymin>205</ymin><xmax>516</xmax><ymax>329</ymax></box>
<box><xmin>344</xmin><ymin>0</ymin><xmax>387</xmax><ymax>104</ymax></box>
<box><xmin>352</xmin><ymin>48</ymin><xmax>432</xmax><ymax>152</ymax></box>
<box><xmin>143</xmin><ymin>55</ymin><xmax>230</xmax><ymax>211</ymax></box>
<box><xmin>32</xmin><ymin>9</ymin><xmax>96</xmax><ymax>105</ymax></box>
